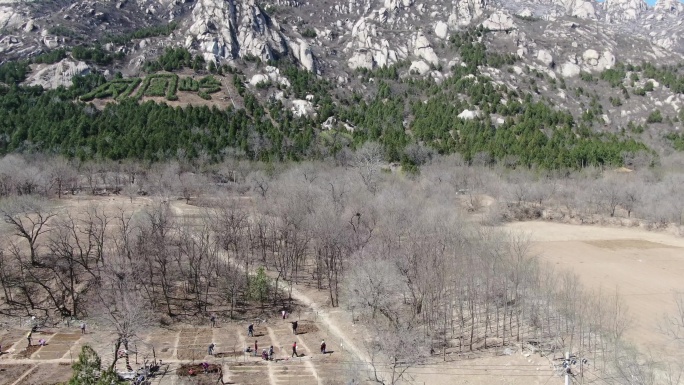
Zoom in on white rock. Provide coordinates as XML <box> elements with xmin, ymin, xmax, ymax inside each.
<box><xmin>582</xmin><ymin>49</ymin><xmax>615</xmax><ymax>72</ymax></box>
<box><xmin>654</xmin><ymin>0</ymin><xmax>684</xmax><ymax>15</ymax></box>
<box><xmin>249</xmin><ymin>74</ymin><xmax>269</xmax><ymax>86</ymax></box>
<box><xmin>291</xmin><ymin>99</ymin><xmax>315</xmax><ymax>118</ymax></box>
<box><xmin>188</xmin><ymin>0</ymin><xmax>289</xmax><ymax>64</ymax></box>
<box><xmin>458</xmin><ymin>109</ymin><xmax>479</xmax><ymax>120</ymax></box>
<box><xmin>322</xmin><ymin>116</ymin><xmax>337</xmax><ymax>130</ymax></box>
<box><xmin>517</xmin><ymin>8</ymin><xmax>533</xmax><ymax>18</ymax></box>
<box><xmin>409</xmin><ymin>60</ymin><xmax>431</xmax><ymax>75</ymax></box>
<box><xmin>384</xmin><ymin>0</ymin><xmax>414</xmax><ymax>12</ymax></box>
<box><xmin>412</xmin><ymin>32</ymin><xmax>438</xmax><ymax>65</ymax></box>
<box><xmin>481</xmin><ymin>11</ymin><xmax>516</xmax><ymax>31</ymax></box>
<box><xmin>0</xmin><ymin>6</ymin><xmax>28</xmax><ymax>30</ymax></box>
<box><xmin>23</xmin><ymin>19</ymin><xmax>35</xmax><ymax>33</ymax></box>
<box><xmin>560</xmin><ymin>62</ymin><xmax>581</xmax><ymax>77</ymax></box>
<box><xmin>537</xmin><ymin>49</ymin><xmax>554</xmax><ymax>67</ymax></box>
<box><xmin>434</xmin><ymin>21</ymin><xmax>449</xmax><ymax>40</ymax></box>
<box><xmin>26</xmin><ymin>59</ymin><xmax>90</xmax><ymax>89</ymax></box>
<box><xmin>603</xmin><ymin>0</ymin><xmax>648</xmax><ymax>21</ymax></box>
<box><xmin>569</xmin><ymin>0</ymin><xmax>597</xmax><ymax>19</ymax></box>
<box><xmin>291</xmin><ymin>39</ymin><xmax>316</xmax><ymax>72</ymax></box>
<box><xmin>449</xmin><ymin>0</ymin><xmax>486</xmax><ymax>27</ymax></box>
<box><xmin>348</xmin><ymin>50</ymin><xmax>375</xmax><ymax>70</ymax></box>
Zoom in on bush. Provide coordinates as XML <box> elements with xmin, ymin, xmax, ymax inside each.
<box><xmin>646</xmin><ymin>110</ymin><xmax>663</xmax><ymax>124</ymax></box>
<box><xmin>33</xmin><ymin>49</ymin><xmax>68</xmax><ymax>65</ymax></box>
<box><xmin>301</xmin><ymin>28</ymin><xmax>317</xmax><ymax>38</ymax></box>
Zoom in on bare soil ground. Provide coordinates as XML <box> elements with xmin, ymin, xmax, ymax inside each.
<box><xmin>507</xmin><ymin>221</ymin><xmax>684</xmax><ymax>356</ymax></box>
<box><xmin>11</xmin><ymin>197</ymin><xmax>677</xmax><ymax>384</ymax></box>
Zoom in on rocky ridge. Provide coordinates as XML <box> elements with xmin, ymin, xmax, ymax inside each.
<box><xmin>0</xmin><ymin>0</ymin><xmax>683</xmax><ymax>91</ymax></box>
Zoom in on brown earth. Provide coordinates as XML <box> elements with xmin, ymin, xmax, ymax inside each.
<box><xmin>507</xmin><ymin>221</ymin><xmax>684</xmax><ymax>356</ymax></box>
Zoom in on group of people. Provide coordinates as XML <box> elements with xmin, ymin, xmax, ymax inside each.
<box><xmin>207</xmin><ymin>312</ymin><xmax>329</xmax><ymax>362</ymax></box>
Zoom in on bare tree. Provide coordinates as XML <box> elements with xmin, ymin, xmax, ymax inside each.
<box><xmin>366</xmin><ymin>322</ymin><xmax>428</xmax><ymax>385</ymax></box>
<box><xmin>0</xmin><ymin>196</ymin><xmax>56</xmax><ymax>265</ymax></box>
<box><xmin>354</xmin><ymin>142</ymin><xmax>384</xmax><ymax>195</ymax></box>
<box><xmin>93</xmin><ymin>269</ymin><xmax>154</xmax><ymax>372</ymax></box>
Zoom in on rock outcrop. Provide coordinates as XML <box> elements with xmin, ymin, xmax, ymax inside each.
<box><xmin>346</xmin><ymin>12</ymin><xmax>410</xmax><ymax>70</ymax></box>
<box><xmin>449</xmin><ymin>0</ymin><xmax>487</xmax><ymax>27</ymax></box>
<box><xmin>537</xmin><ymin>49</ymin><xmax>554</xmax><ymax>67</ymax></box>
<box><xmin>654</xmin><ymin>0</ymin><xmax>684</xmax><ymax>15</ymax></box>
<box><xmin>582</xmin><ymin>49</ymin><xmax>616</xmax><ymax>72</ymax></box>
<box><xmin>384</xmin><ymin>0</ymin><xmax>415</xmax><ymax>12</ymax></box>
<box><xmin>291</xmin><ymin>99</ymin><xmax>315</xmax><ymax>117</ymax></box>
<box><xmin>481</xmin><ymin>11</ymin><xmax>516</xmax><ymax>31</ymax></box>
<box><xmin>560</xmin><ymin>62</ymin><xmax>581</xmax><ymax>77</ymax></box>
<box><xmin>412</xmin><ymin>31</ymin><xmax>438</xmax><ymax>65</ymax></box>
<box><xmin>603</xmin><ymin>0</ymin><xmax>648</xmax><ymax>21</ymax></box>
<box><xmin>188</xmin><ymin>0</ymin><xmax>288</xmax><ymax>63</ymax></box>
<box><xmin>410</xmin><ymin>60</ymin><xmax>431</xmax><ymax>75</ymax></box>
<box><xmin>434</xmin><ymin>21</ymin><xmax>449</xmax><ymax>39</ymax></box>
<box><xmin>249</xmin><ymin>66</ymin><xmax>291</xmax><ymax>87</ymax></box>
<box><xmin>26</xmin><ymin>60</ymin><xmax>90</xmax><ymax>89</ymax></box>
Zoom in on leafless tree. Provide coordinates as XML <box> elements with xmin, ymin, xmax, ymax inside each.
<box><xmin>354</xmin><ymin>142</ymin><xmax>384</xmax><ymax>195</ymax></box>
<box><xmin>0</xmin><ymin>195</ymin><xmax>56</xmax><ymax>265</ymax></box>
<box><xmin>93</xmin><ymin>277</ymin><xmax>154</xmax><ymax>372</ymax></box>
<box><xmin>365</xmin><ymin>321</ymin><xmax>428</xmax><ymax>385</ymax></box>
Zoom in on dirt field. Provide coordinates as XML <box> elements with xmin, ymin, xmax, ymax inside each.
<box><xmin>507</xmin><ymin>221</ymin><xmax>684</xmax><ymax>356</ymax></box>
<box><xmin>10</xmin><ymin>197</ymin><xmax>668</xmax><ymax>384</ymax></box>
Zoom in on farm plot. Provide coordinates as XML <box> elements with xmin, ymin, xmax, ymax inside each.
<box><xmin>31</xmin><ymin>333</ymin><xmax>81</xmax><ymax>360</ymax></box>
<box><xmin>0</xmin><ymin>365</ymin><xmax>34</xmax><ymax>385</ymax></box>
<box><xmin>14</xmin><ymin>363</ymin><xmax>72</xmax><ymax>385</ymax></box>
<box><xmin>176</xmin><ymin>327</ymin><xmax>213</xmax><ymax>361</ymax></box>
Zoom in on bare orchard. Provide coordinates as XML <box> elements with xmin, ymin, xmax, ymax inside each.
<box><xmin>0</xmin><ymin>152</ymin><xmax>683</xmax><ymax>384</ymax></box>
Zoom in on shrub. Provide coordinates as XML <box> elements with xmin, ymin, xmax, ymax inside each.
<box><xmin>301</xmin><ymin>28</ymin><xmax>317</xmax><ymax>38</ymax></box>
<box><xmin>646</xmin><ymin>110</ymin><xmax>663</xmax><ymax>124</ymax></box>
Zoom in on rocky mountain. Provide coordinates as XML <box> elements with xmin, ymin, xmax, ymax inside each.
<box><xmin>1</xmin><ymin>0</ymin><xmax>684</xmax><ymax>166</ymax></box>
<box><xmin>2</xmin><ymin>0</ymin><xmax>683</xmax><ymax>76</ymax></box>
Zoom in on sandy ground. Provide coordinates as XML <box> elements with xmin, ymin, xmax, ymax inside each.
<box><xmin>507</xmin><ymin>221</ymin><xmax>684</xmax><ymax>356</ymax></box>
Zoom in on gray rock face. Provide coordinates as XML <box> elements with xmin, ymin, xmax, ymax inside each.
<box><xmin>560</xmin><ymin>62</ymin><xmax>581</xmax><ymax>77</ymax></box>
<box><xmin>481</xmin><ymin>11</ymin><xmax>516</xmax><ymax>31</ymax></box>
<box><xmin>528</xmin><ymin>0</ymin><xmax>596</xmax><ymax>19</ymax></box>
<box><xmin>188</xmin><ymin>0</ymin><xmax>288</xmax><ymax>62</ymax></box>
<box><xmin>26</xmin><ymin>60</ymin><xmax>91</xmax><ymax>89</ymax></box>
<box><xmin>537</xmin><ymin>49</ymin><xmax>554</xmax><ymax>67</ymax></box>
<box><xmin>654</xmin><ymin>0</ymin><xmax>684</xmax><ymax>15</ymax></box>
<box><xmin>603</xmin><ymin>0</ymin><xmax>648</xmax><ymax>21</ymax></box>
<box><xmin>450</xmin><ymin>0</ymin><xmax>487</xmax><ymax>27</ymax></box>
<box><xmin>581</xmin><ymin>49</ymin><xmax>615</xmax><ymax>71</ymax></box>
<box><xmin>434</xmin><ymin>21</ymin><xmax>449</xmax><ymax>39</ymax></box>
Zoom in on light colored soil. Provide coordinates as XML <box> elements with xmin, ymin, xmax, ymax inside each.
<box><xmin>0</xmin><ymin>365</ymin><xmax>33</xmax><ymax>385</ymax></box>
<box><xmin>507</xmin><ymin>221</ymin><xmax>684</xmax><ymax>355</ymax></box>
<box><xmin>15</xmin><ymin>363</ymin><xmax>72</xmax><ymax>385</ymax></box>
<box><xmin>12</xmin><ymin>197</ymin><xmax>675</xmax><ymax>384</ymax></box>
